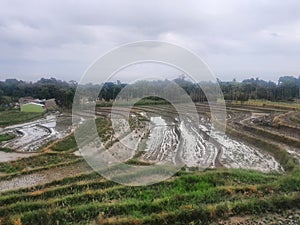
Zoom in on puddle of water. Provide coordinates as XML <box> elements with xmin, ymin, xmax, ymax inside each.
<box><xmin>150</xmin><ymin>116</ymin><xmax>167</xmax><ymax>126</ymax></box>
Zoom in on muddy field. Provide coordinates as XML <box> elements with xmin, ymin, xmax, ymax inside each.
<box><xmin>87</xmin><ymin>103</ymin><xmax>300</xmax><ymax>173</ymax></box>
<box><xmin>0</xmin><ymin>113</ymin><xmax>73</xmax><ymax>153</ymax></box>
<box><xmin>0</xmin><ymin>102</ymin><xmax>299</xmax><ymax>224</ymax></box>
<box><xmin>0</xmin><ymin>162</ymin><xmax>91</xmax><ymax>192</ymax></box>
<box><xmin>0</xmin><ymin>103</ymin><xmax>299</xmax><ymax>191</ymax></box>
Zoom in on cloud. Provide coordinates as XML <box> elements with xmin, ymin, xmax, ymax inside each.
<box><xmin>0</xmin><ymin>0</ymin><xmax>300</xmax><ymax>82</ymax></box>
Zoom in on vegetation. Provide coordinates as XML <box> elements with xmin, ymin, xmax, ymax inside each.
<box><xmin>95</xmin><ymin>118</ymin><xmax>114</xmax><ymax>142</ymax></box>
<box><xmin>20</xmin><ymin>103</ymin><xmax>45</xmax><ymax>113</ymax></box>
<box><xmin>0</xmin><ymin>147</ymin><xmax>15</xmax><ymax>153</ymax></box>
<box><xmin>0</xmin><ymin>153</ymin><xmax>79</xmax><ymax>174</ymax></box>
<box><xmin>0</xmin><ymin>133</ymin><xmax>16</xmax><ymax>143</ymax></box>
<box><xmin>238</xmin><ymin>99</ymin><xmax>300</xmax><ymax>110</ymax></box>
<box><xmin>0</xmin><ymin>78</ymin><xmax>75</xmax><ymax>109</ymax></box>
<box><xmin>1</xmin><ymin>76</ymin><xmax>300</xmax><ymax>110</ymax></box>
<box><xmin>0</xmin><ymin>168</ymin><xmax>298</xmax><ymax>225</ymax></box>
<box><xmin>50</xmin><ymin>117</ymin><xmax>115</xmax><ymax>153</ymax></box>
<box><xmin>221</xmin><ymin>76</ymin><xmax>300</xmax><ymax>102</ymax></box>
<box><xmin>0</xmin><ymin>110</ymin><xmax>44</xmax><ymax>127</ymax></box>
<box><xmin>51</xmin><ymin>135</ymin><xmax>77</xmax><ymax>152</ymax></box>
<box><xmin>96</xmin><ymin>97</ymin><xmax>169</xmax><ymax>107</ymax></box>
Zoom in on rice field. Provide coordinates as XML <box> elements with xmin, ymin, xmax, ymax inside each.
<box><xmin>0</xmin><ymin>102</ymin><xmax>299</xmax><ymax>224</ymax></box>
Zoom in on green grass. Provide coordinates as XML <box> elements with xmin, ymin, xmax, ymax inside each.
<box><xmin>0</xmin><ymin>147</ymin><xmax>15</xmax><ymax>153</ymax></box>
<box><xmin>51</xmin><ymin>135</ymin><xmax>77</xmax><ymax>152</ymax></box>
<box><xmin>0</xmin><ymin>168</ymin><xmax>298</xmax><ymax>225</ymax></box>
<box><xmin>95</xmin><ymin>118</ymin><xmax>114</xmax><ymax>142</ymax></box>
<box><xmin>0</xmin><ymin>153</ymin><xmax>79</xmax><ymax>174</ymax></box>
<box><xmin>21</xmin><ymin>104</ymin><xmax>45</xmax><ymax>113</ymax></box>
<box><xmin>0</xmin><ymin>110</ymin><xmax>44</xmax><ymax>127</ymax></box>
<box><xmin>96</xmin><ymin>98</ymin><xmax>170</xmax><ymax>107</ymax></box>
<box><xmin>237</xmin><ymin>99</ymin><xmax>300</xmax><ymax>110</ymax></box>
<box><xmin>0</xmin><ymin>133</ymin><xmax>16</xmax><ymax>142</ymax></box>
<box><xmin>0</xmin><ymin>163</ymin><xmax>19</xmax><ymax>173</ymax></box>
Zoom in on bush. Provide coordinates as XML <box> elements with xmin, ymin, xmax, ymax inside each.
<box><xmin>0</xmin><ymin>133</ymin><xmax>16</xmax><ymax>142</ymax></box>
<box><xmin>51</xmin><ymin>135</ymin><xmax>77</xmax><ymax>152</ymax></box>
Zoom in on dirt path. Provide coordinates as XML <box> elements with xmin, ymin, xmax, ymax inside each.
<box><xmin>0</xmin><ymin>151</ymin><xmax>37</xmax><ymax>163</ymax></box>
<box><xmin>217</xmin><ymin>209</ymin><xmax>300</xmax><ymax>225</ymax></box>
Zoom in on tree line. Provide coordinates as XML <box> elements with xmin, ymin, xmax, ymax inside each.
<box><xmin>220</xmin><ymin>76</ymin><xmax>300</xmax><ymax>102</ymax></box>
<box><xmin>0</xmin><ymin>78</ymin><xmax>76</xmax><ymax>109</ymax></box>
<box><xmin>0</xmin><ymin>75</ymin><xmax>299</xmax><ymax>109</ymax></box>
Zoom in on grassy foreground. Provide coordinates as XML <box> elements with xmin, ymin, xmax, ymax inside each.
<box><xmin>0</xmin><ymin>167</ymin><xmax>299</xmax><ymax>225</ymax></box>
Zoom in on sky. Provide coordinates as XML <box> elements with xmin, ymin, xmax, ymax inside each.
<box><xmin>0</xmin><ymin>0</ymin><xmax>300</xmax><ymax>82</ymax></box>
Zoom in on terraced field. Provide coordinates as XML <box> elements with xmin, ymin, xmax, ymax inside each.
<box><xmin>0</xmin><ymin>102</ymin><xmax>299</xmax><ymax>224</ymax></box>
<box><xmin>91</xmin><ymin>103</ymin><xmax>292</xmax><ymax>173</ymax></box>
<box><xmin>0</xmin><ymin>167</ymin><xmax>299</xmax><ymax>225</ymax></box>
<box><xmin>0</xmin><ymin>114</ymin><xmax>73</xmax><ymax>152</ymax></box>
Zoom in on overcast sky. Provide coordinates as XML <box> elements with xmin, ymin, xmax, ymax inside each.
<box><xmin>0</xmin><ymin>0</ymin><xmax>300</xmax><ymax>82</ymax></box>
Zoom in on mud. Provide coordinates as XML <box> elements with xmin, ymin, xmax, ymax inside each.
<box><xmin>0</xmin><ymin>162</ymin><xmax>91</xmax><ymax>192</ymax></box>
<box><xmin>102</xmin><ymin>108</ymin><xmax>282</xmax><ymax>172</ymax></box>
<box><xmin>0</xmin><ymin>114</ymin><xmax>73</xmax><ymax>152</ymax></box>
